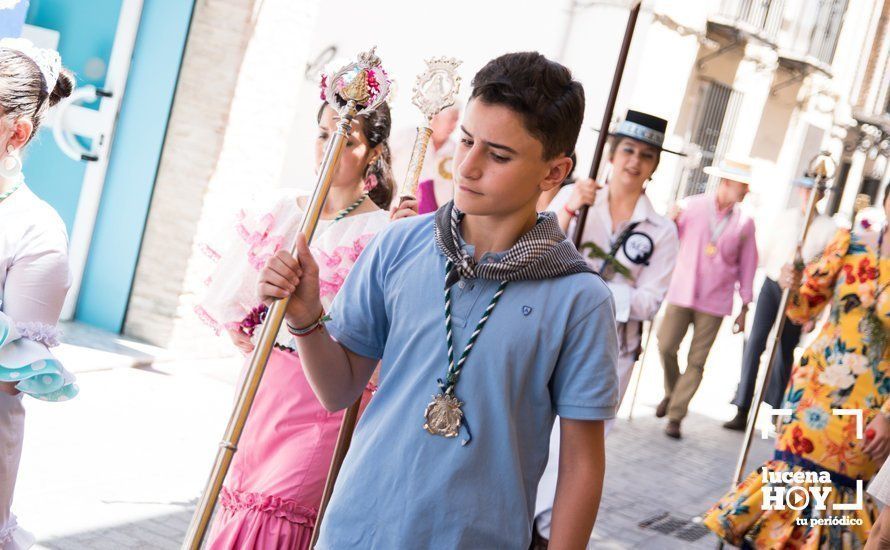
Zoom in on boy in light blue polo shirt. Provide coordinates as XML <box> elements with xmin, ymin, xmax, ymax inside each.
<box><xmin>259</xmin><ymin>52</ymin><xmax>619</xmax><ymax>548</ymax></box>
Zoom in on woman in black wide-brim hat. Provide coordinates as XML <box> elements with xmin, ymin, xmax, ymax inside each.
<box><xmin>532</xmin><ymin>110</ymin><xmax>683</xmax><ymax>546</ymax></box>
<box><xmin>553</xmin><ymin>109</ymin><xmax>683</xmax><ymax>418</ymax></box>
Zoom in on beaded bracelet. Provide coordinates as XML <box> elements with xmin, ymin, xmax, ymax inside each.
<box><xmin>286</xmin><ymin>311</ymin><xmax>331</xmax><ymax>337</ymax></box>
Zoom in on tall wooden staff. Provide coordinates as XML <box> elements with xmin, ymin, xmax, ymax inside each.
<box><xmin>714</xmin><ymin>152</ymin><xmax>836</xmax><ymax>548</ymax></box>
<box><xmin>181</xmin><ymin>48</ymin><xmax>392</xmax><ymax>550</ymax></box>
<box><xmin>309</xmin><ymin>57</ymin><xmax>462</xmax><ymax>548</ymax></box>
<box><xmin>571</xmin><ymin>0</ymin><xmax>641</xmax><ymax>248</ymax></box>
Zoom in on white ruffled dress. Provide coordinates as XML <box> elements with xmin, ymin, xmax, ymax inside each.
<box><xmin>0</xmin><ymin>183</ymin><xmax>77</xmax><ymax>399</ymax></box>
<box><xmin>0</xmin><ymin>182</ymin><xmax>78</xmax><ymax>549</ymax></box>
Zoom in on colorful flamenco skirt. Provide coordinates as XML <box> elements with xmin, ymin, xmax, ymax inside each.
<box><xmin>704</xmin><ymin>453</ymin><xmax>878</xmax><ymax>549</ymax></box>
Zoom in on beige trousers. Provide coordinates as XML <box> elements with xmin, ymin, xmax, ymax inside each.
<box><xmin>657</xmin><ymin>304</ymin><xmax>723</xmax><ymax>422</ymax></box>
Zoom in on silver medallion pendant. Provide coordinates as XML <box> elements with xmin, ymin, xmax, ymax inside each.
<box><xmin>423</xmin><ymin>393</ymin><xmax>463</xmax><ymax>438</ymax></box>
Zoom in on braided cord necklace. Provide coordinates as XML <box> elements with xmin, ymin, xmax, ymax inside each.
<box><xmin>331</xmin><ymin>192</ymin><xmax>369</xmax><ymax>223</ymax></box>
<box><xmin>423</xmin><ymin>261</ymin><xmax>508</xmax><ymax>445</ymax></box>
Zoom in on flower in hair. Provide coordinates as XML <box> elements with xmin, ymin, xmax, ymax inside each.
<box><xmin>319</xmin><ymin>74</ymin><xmax>328</xmax><ymax>101</ymax></box>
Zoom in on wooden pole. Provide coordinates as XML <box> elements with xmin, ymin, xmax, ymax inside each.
<box><xmin>571</xmin><ymin>0</ymin><xmax>642</xmax><ymax>247</ymax></box>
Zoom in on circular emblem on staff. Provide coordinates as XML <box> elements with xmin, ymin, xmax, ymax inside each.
<box><xmin>423</xmin><ymin>393</ymin><xmax>463</xmax><ymax>438</ymax></box>
<box><xmin>623</xmin><ymin>232</ymin><xmax>654</xmax><ymax>265</ymax></box>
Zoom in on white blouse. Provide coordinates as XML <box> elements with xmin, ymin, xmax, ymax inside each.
<box><xmin>551</xmin><ymin>185</ymin><xmax>680</xmax><ymax>324</ymax></box>
<box><xmin>0</xmin><ymin>183</ymin><xmax>77</xmax><ymax>401</ymax></box>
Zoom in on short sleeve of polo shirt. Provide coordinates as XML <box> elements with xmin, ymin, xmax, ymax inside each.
<box><xmin>325</xmin><ymin>231</ymin><xmax>390</xmax><ymax>360</ymax></box>
<box><xmin>550</xmin><ymin>292</ymin><xmax>619</xmax><ymax>420</ymax></box>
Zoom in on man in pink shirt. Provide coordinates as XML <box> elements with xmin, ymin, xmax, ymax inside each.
<box><xmin>656</xmin><ymin>158</ymin><xmax>758</xmax><ymax>439</ymax></box>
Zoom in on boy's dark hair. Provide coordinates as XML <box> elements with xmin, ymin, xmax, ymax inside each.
<box><xmin>470</xmin><ymin>52</ymin><xmax>584</xmax><ymax>160</ymax></box>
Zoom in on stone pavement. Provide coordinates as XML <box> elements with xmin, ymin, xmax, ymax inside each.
<box><xmin>14</xmin><ymin>316</ymin><xmax>778</xmax><ymax>549</ymax></box>
<box><xmin>585</xmin><ymin>413</ymin><xmax>771</xmax><ymax>549</ymax></box>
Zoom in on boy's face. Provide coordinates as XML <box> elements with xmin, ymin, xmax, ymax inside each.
<box><xmin>452</xmin><ymin>98</ymin><xmax>571</xmax><ymax>217</ymax></box>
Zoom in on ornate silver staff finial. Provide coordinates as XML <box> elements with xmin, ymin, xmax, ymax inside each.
<box><xmin>397</xmin><ymin>57</ymin><xmax>463</xmax><ymax>200</ymax></box>
<box><xmin>412</xmin><ymin>57</ymin><xmax>462</xmax><ymax>122</ymax></box>
<box><xmin>323</xmin><ymin>46</ymin><xmax>391</xmax><ymax>114</ymax></box>
<box><xmin>809</xmin><ymin>151</ymin><xmax>837</xmax><ymax>181</ymax></box>
<box><xmin>358</xmin><ymin>46</ymin><xmax>381</xmax><ymax>68</ymax></box>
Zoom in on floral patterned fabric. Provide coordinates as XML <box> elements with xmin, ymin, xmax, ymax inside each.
<box><xmin>704</xmin><ymin>229</ymin><xmax>890</xmax><ymax>548</ymax></box>
<box><xmin>195</xmin><ymin>189</ymin><xmax>390</xmax><ymax>347</ymax></box>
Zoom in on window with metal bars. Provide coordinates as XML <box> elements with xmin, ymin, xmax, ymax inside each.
<box><xmin>784</xmin><ymin>0</ymin><xmax>848</xmax><ymax>66</ymax></box>
<box><xmin>808</xmin><ymin>0</ymin><xmax>847</xmax><ymax>65</ymax></box>
<box><xmin>677</xmin><ymin>79</ymin><xmax>743</xmax><ymax>198</ymax></box>
<box><xmin>717</xmin><ymin>0</ymin><xmax>785</xmax><ymax>42</ymax></box>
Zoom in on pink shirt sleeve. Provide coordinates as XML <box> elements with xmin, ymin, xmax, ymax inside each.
<box><xmin>675</xmin><ymin>208</ymin><xmax>687</xmax><ymax>238</ymax></box>
<box><xmin>736</xmin><ymin>219</ymin><xmax>758</xmax><ymax>305</ymax></box>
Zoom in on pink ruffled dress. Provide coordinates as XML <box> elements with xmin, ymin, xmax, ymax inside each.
<box><xmin>196</xmin><ymin>191</ymin><xmax>389</xmax><ymax>549</ymax></box>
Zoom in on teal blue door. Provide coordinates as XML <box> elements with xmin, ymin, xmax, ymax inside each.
<box><xmin>24</xmin><ymin>0</ymin><xmax>124</xmax><ymax>231</ymax></box>
<box><xmin>23</xmin><ymin>0</ymin><xmax>194</xmax><ymax>333</ymax></box>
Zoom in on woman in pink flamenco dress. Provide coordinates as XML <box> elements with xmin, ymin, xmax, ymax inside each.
<box><xmin>196</xmin><ymin>100</ymin><xmax>415</xmax><ymax>549</ymax></box>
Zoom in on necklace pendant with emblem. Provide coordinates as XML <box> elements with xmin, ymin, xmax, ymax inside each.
<box><xmin>423</xmin><ymin>393</ymin><xmax>463</xmax><ymax>438</ymax></box>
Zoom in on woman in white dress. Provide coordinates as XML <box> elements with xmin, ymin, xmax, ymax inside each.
<box><xmin>533</xmin><ymin>110</ymin><xmax>681</xmax><ymax>546</ymax></box>
<box><xmin>0</xmin><ymin>39</ymin><xmax>78</xmax><ymax>549</ymax></box>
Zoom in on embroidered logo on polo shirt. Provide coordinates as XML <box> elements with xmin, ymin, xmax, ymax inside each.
<box><xmin>522</xmin><ymin>306</ymin><xmax>533</xmax><ymax>316</ymax></box>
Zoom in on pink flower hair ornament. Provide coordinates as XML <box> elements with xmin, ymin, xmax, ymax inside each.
<box><xmin>363</xmin><ymin>173</ymin><xmax>379</xmax><ymax>192</ymax></box>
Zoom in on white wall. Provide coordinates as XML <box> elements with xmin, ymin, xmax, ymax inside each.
<box><xmin>274</xmin><ymin>0</ymin><xmax>879</xmax><ymax>226</ymax></box>
<box><xmin>277</xmin><ymin>0</ymin><xmax>667</xmax><ymax>197</ymax></box>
